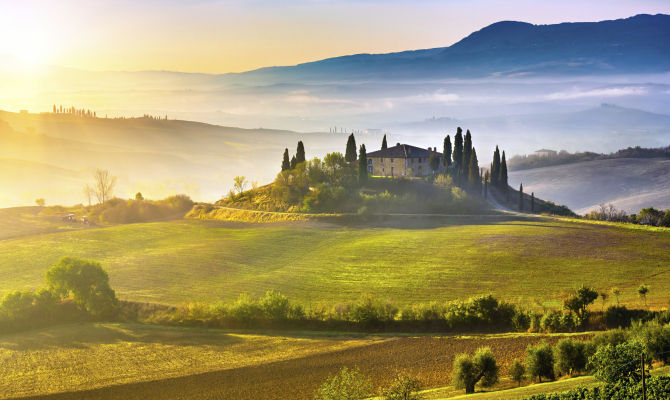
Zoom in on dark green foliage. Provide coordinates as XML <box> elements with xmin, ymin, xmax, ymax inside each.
<box><xmin>510</xmin><ymin>359</ymin><xmax>525</xmax><ymax>386</ymax></box>
<box><xmin>531</xmin><ymin>192</ymin><xmax>535</xmax><ymax>212</ymax></box>
<box><xmin>345</xmin><ymin>134</ymin><xmax>357</xmax><ymax>163</ymax></box>
<box><xmin>382</xmin><ymin>134</ymin><xmax>388</xmax><ymax>150</ymax></box>
<box><xmin>85</xmin><ymin>195</ymin><xmax>194</xmax><ymax>224</ymax></box>
<box><xmin>638</xmin><ymin>284</ymin><xmax>649</xmax><ymax>307</ymax></box>
<box><xmin>500</xmin><ymin>151</ymin><xmax>508</xmax><ymax>188</ymax></box>
<box><xmin>519</xmin><ymin>183</ymin><xmax>524</xmax><ymax>211</ymax></box>
<box><xmin>526</xmin><ymin>341</ymin><xmax>555</xmax><ymax>383</ymax></box>
<box><xmin>348</xmin><ymin>294</ymin><xmax>398</xmax><ymax>328</ymax></box>
<box><xmin>381</xmin><ymin>373</ymin><xmax>423</xmax><ymax>400</ymax></box>
<box><xmin>523</xmin><ymin>376</ymin><xmax>670</xmax><ymax>400</ymax></box>
<box><xmin>453</xmin><ymin>128</ymin><xmax>463</xmax><ymax>175</ymax></box>
<box><xmin>315</xmin><ymin>366</ymin><xmax>372</xmax><ymax>400</ymax></box>
<box><xmin>296</xmin><ymin>141</ymin><xmax>306</xmax><ymax>164</ymax></box>
<box><xmin>282</xmin><ymin>148</ymin><xmax>291</xmax><ymax>171</ymax></box>
<box><xmin>429</xmin><ymin>152</ymin><xmax>440</xmax><ymax>174</ymax></box>
<box><xmin>462</xmin><ymin>130</ymin><xmax>472</xmax><ymax>179</ymax></box>
<box><xmin>358</xmin><ymin>144</ymin><xmax>368</xmax><ymax>185</ymax></box>
<box><xmin>632</xmin><ymin>321</ymin><xmax>670</xmax><ymax>364</ymax></box>
<box><xmin>588</xmin><ymin>341</ymin><xmax>648</xmax><ymax>384</ymax></box>
<box><xmin>443</xmin><ymin>135</ymin><xmax>452</xmax><ymax>167</ymax></box>
<box><xmin>452</xmin><ymin>347</ymin><xmax>499</xmax><ymax>394</ymax></box>
<box><xmin>46</xmin><ymin>257</ymin><xmax>118</xmax><ymax>317</ymax></box>
<box><xmin>554</xmin><ymin>338</ymin><xmax>587</xmax><ymax>377</ymax></box>
<box><xmin>563</xmin><ymin>285</ymin><xmax>598</xmax><ymax>322</ymax></box>
<box><xmin>468</xmin><ymin>148</ymin><xmax>480</xmax><ymax>192</ymax></box>
<box><xmin>290</xmin><ymin>155</ymin><xmax>297</xmax><ymax>170</ymax></box>
<box><xmin>491</xmin><ymin>146</ymin><xmax>501</xmax><ymax>186</ymax></box>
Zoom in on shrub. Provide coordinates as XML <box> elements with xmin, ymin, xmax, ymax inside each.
<box><xmin>381</xmin><ymin>373</ymin><xmax>423</xmax><ymax>400</ymax></box>
<box><xmin>588</xmin><ymin>341</ymin><xmax>648</xmax><ymax>384</ymax></box>
<box><xmin>526</xmin><ymin>341</ymin><xmax>555</xmax><ymax>383</ymax></box>
<box><xmin>452</xmin><ymin>347</ymin><xmax>499</xmax><ymax>394</ymax></box>
<box><xmin>315</xmin><ymin>366</ymin><xmax>372</xmax><ymax>400</ymax></box>
<box><xmin>510</xmin><ymin>359</ymin><xmax>525</xmax><ymax>387</ymax></box>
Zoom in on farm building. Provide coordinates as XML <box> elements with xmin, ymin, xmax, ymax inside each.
<box><xmin>366</xmin><ymin>143</ymin><xmax>445</xmax><ymax>177</ymax></box>
<box><xmin>534</xmin><ymin>149</ymin><xmax>557</xmax><ymax>157</ymax></box>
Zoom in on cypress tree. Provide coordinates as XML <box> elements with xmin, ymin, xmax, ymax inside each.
<box><xmin>468</xmin><ymin>147</ymin><xmax>480</xmax><ymax>191</ymax></box>
<box><xmin>345</xmin><ymin>134</ymin><xmax>357</xmax><ymax>163</ymax></box>
<box><xmin>484</xmin><ymin>171</ymin><xmax>489</xmax><ymax>199</ymax></box>
<box><xmin>531</xmin><ymin>192</ymin><xmax>535</xmax><ymax>212</ymax></box>
<box><xmin>491</xmin><ymin>146</ymin><xmax>501</xmax><ymax>186</ymax></box>
<box><xmin>453</xmin><ymin>128</ymin><xmax>463</xmax><ymax>176</ymax></box>
<box><xmin>500</xmin><ymin>151</ymin><xmax>508</xmax><ymax>188</ymax></box>
<box><xmin>358</xmin><ymin>144</ymin><xmax>368</xmax><ymax>185</ymax></box>
<box><xmin>462</xmin><ymin>130</ymin><xmax>472</xmax><ymax>179</ymax></box>
<box><xmin>381</xmin><ymin>134</ymin><xmax>388</xmax><ymax>150</ymax></box>
<box><xmin>443</xmin><ymin>135</ymin><xmax>452</xmax><ymax>167</ymax></box>
<box><xmin>519</xmin><ymin>183</ymin><xmax>524</xmax><ymax>211</ymax></box>
<box><xmin>296</xmin><ymin>141</ymin><xmax>306</xmax><ymax>164</ymax></box>
<box><xmin>281</xmin><ymin>148</ymin><xmax>290</xmax><ymax>171</ymax></box>
<box><xmin>290</xmin><ymin>155</ymin><xmax>297</xmax><ymax>170</ymax></box>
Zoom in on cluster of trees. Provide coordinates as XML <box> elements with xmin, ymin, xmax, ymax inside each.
<box><xmin>489</xmin><ymin>145</ymin><xmax>509</xmax><ymax>194</ymax></box>
<box><xmin>586</xmin><ymin>203</ymin><xmax>670</xmax><ymax>227</ymax></box>
<box><xmin>52</xmin><ymin>105</ymin><xmax>97</xmax><ymax>118</ymax></box>
<box><xmin>441</xmin><ymin>128</ymin><xmax>482</xmax><ymax>192</ymax></box>
<box><xmin>315</xmin><ymin>367</ymin><xmax>423</xmax><ymax>400</ymax></box>
<box><xmin>281</xmin><ymin>141</ymin><xmax>307</xmax><ymax>171</ymax></box>
<box><xmin>0</xmin><ymin>257</ymin><xmax>118</xmax><ymax>333</ymax></box>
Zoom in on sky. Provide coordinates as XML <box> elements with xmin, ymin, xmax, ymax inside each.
<box><xmin>1</xmin><ymin>0</ymin><xmax>670</xmax><ymax>74</ymax></box>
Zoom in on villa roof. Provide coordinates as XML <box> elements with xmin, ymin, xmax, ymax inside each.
<box><xmin>367</xmin><ymin>143</ymin><xmax>441</xmax><ymax>159</ymax></box>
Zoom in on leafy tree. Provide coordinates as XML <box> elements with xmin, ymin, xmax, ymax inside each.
<box><xmin>381</xmin><ymin>373</ymin><xmax>423</xmax><ymax>400</ymax></box>
<box><xmin>358</xmin><ymin>144</ymin><xmax>368</xmax><ymax>185</ymax></box>
<box><xmin>588</xmin><ymin>341</ymin><xmax>648</xmax><ymax>384</ymax></box>
<box><xmin>35</xmin><ymin>198</ymin><xmax>45</xmax><ymax>207</ymax></box>
<box><xmin>296</xmin><ymin>141</ymin><xmax>306</xmax><ymax>164</ymax></box>
<box><xmin>429</xmin><ymin>152</ymin><xmax>440</xmax><ymax>174</ymax></box>
<box><xmin>282</xmin><ymin>148</ymin><xmax>291</xmax><ymax>171</ymax></box>
<box><xmin>519</xmin><ymin>183</ymin><xmax>524</xmax><ymax>211</ymax></box>
<box><xmin>135</xmin><ymin>192</ymin><xmax>144</xmax><ymax>201</ymax></box>
<box><xmin>315</xmin><ymin>366</ymin><xmax>372</xmax><ymax>400</ymax></box>
<box><xmin>233</xmin><ymin>176</ymin><xmax>248</xmax><ymax>194</ymax></box>
<box><xmin>611</xmin><ymin>287</ymin><xmax>621</xmax><ymax>306</ymax></box>
<box><xmin>510</xmin><ymin>359</ymin><xmax>525</xmax><ymax>387</ymax></box>
<box><xmin>462</xmin><ymin>130</ymin><xmax>472</xmax><ymax>179</ymax></box>
<box><xmin>452</xmin><ymin>128</ymin><xmax>463</xmax><ymax>176</ymax></box>
<box><xmin>468</xmin><ymin>147</ymin><xmax>480</xmax><ymax>192</ymax></box>
<box><xmin>499</xmin><ymin>151</ymin><xmax>508</xmax><ymax>189</ymax></box>
<box><xmin>45</xmin><ymin>257</ymin><xmax>117</xmax><ymax>317</ymax></box>
<box><xmin>382</xmin><ymin>134</ymin><xmax>388</xmax><ymax>150</ymax></box>
<box><xmin>563</xmin><ymin>285</ymin><xmax>599</xmax><ymax>322</ymax></box>
<box><xmin>259</xmin><ymin>290</ymin><xmax>290</xmax><ymax>321</ymax></box>
<box><xmin>491</xmin><ymin>146</ymin><xmax>500</xmax><ymax>186</ymax></box>
<box><xmin>443</xmin><ymin>135</ymin><xmax>452</xmax><ymax>167</ymax></box>
<box><xmin>638</xmin><ymin>284</ymin><xmax>649</xmax><ymax>307</ymax></box>
<box><xmin>526</xmin><ymin>341</ymin><xmax>555</xmax><ymax>383</ymax></box>
<box><xmin>599</xmin><ymin>292</ymin><xmax>608</xmax><ymax>311</ymax></box>
<box><xmin>345</xmin><ymin>134</ymin><xmax>357</xmax><ymax>163</ymax></box>
<box><xmin>452</xmin><ymin>347</ymin><xmax>499</xmax><ymax>394</ymax></box>
<box><xmin>554</xmin><ymin>338</ymin><xmax>587</xmax><ymax>377</ymax></box>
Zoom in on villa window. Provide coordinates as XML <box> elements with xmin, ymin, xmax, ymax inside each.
<box><xmin>368</xmin><ymin>159</ymin><xmax>372</xmax><ymax>165</ymax></box>
<box><xmin>391</xmin><ymin>158</ymin><xmax>394</xmax><ymax>163</ymax></box>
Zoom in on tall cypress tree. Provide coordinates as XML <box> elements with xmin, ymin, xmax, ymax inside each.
<box><xmin>381</xmin><ymin>134</ymin><xmax>388</xmax><ymax>150</ymax></box>
<box><xmin>500</xmin><ymin>151</ymin><xmax>508</xmax><ymax>189</ymax></box>
<box><xmin>531</xmin><ymin>192</ymin><xmax>535</xmax><ymax>213</ymax></box>
<box><xmin>345</xmin><ymin>134</ymin><xmax>357</xmax><ymax>162</ymax></box>
<box><xmin>462</xmin><ymin>130</ymin><xmax>472</xmax><ymax>179</ymax></box>
<box><xmin>281</xmin><ymin>148</ymin><xmax>290</xmax><ymax>171</ymax></box>
<box><xmin>491</xmin><ymin>146</ymin><xmax>500</xmax><ymax>186</ymax></box>
<box><xmin>468</xmin><ymin>147</ymin><xmax>480</xmax><ymax>192</ymax></box>
<box><xmin>296</xmin><ymin>141</ymin><xmax>306</xmax><ymax>164</ymax></box>
<box><xmin>519</xmin><ymin>182</ymin><xmax>524</xmax><ymax>211</ymax></box>
<box><xmin>484</xmin><ymin>170</ymin><xmax>489</xmax><ymax>199</ymax></box>
<box><xmin>453</xmin><ymin>127</ymin><xmax>463</xmax><ymax>176</ymax></box>
<box><xmin>358</xmin><ymin>144</ymin><xmax>368</xmax><ymax>184</ymax></box>
<box><xmin>290</xmin><ymin>155</ymin><xmax>297</xmax><ymax>170</ymax></box>
<box><xmin>443</xmin><ymin>135</ymin><xmax>452</xmax><ymax>167</ymax></box>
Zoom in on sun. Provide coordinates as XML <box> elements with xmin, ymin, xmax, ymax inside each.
<box><xmin>3</xmin><ymin>29</ymin><xmax>54</xmax><ymax>70</ymax></box>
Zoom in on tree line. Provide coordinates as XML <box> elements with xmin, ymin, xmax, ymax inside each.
<box><xmin>586</xmin><ymin>203</ymin><xmax>670</xmax><ymax>227</ymax></box>
<box><xmin>52</xmin><ymin>105</ymin><xmax>97</xmax><ymax>118</ymax></box>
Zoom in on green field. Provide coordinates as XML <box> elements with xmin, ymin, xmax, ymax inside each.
<box><xmin>1</xmin><ymin>208</ymin><xmax>669</xmax><ymax>309</ymax></box>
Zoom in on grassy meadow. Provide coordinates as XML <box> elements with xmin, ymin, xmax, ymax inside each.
<box><xmin>0</xmin><ymin>207</ymin><xmax>669</xmax><ymax>309</ymax></box>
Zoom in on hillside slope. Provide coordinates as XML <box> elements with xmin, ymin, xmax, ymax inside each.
<box><xmin>509</xmin><ymin>158</ymin><xmax>670</xmax><ymax>214</ymax></box>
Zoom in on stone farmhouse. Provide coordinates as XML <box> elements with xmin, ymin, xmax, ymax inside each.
<box><xmin>366</xmin><ymin>143</ymin><xmax>446</xmax><ymax>177</ymax></box>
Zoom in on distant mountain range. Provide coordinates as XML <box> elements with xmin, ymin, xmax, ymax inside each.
<box><xmin>242</xmin><ymin>14</ymin><xmax>670</xmax><ymax>82</ymax></box>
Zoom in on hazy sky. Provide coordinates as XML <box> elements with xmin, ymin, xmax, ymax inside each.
<box><xmin>2</xmin><ymin>0</ymin><xmax>670</xmax><ymax>73</ymax></box>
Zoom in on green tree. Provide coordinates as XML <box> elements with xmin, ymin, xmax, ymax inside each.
<box><xmin>296</xmin><ymin>141</ymin><xmax>306</xmax><ymax>164</ymax></box>
<box><xmin>35</xmin><ymin>198</ymin><xmax>45</xmax><ymax>207</ymax></box>
<box><xmin>443</xmin><ymin>135</ymin><xmax>452</xmax><ymax>167</ymax></box>
<box><xmin>382</xmin><ymin>134</ymin><xmax>388</xmax><ymax>150</ymax></box>
<box><xmin>45</xmin><ymin>257</ymin><xmax>117</xmax><ymax>317</ymax></box>
<box><xmin>526</xmin><ymin>341</ymin><xmax>555</xmax><ymax>383</ymax></box>
<box><xmin>282</xmin><ymin>148</ymin><xmax>291</xmax><ymax>171</ymax></box>
<box><xmin>290</xmin><ymin>155</ymin><xmax>298</xmax><ymax>170</ymax></box>
<box><xmin>611</xmin><ymin>287</ymin><xmax>621</xmax><ymax>306</ymax></box>
<box><xmin>588</xmin><ymin>341</ymin><xmax>648</xmax><ymax>384</ymax></box>
<box><xmin>429</xmin><ymin>152</ymin><xmax>440</xmax><ymax>174</ymax></box>
<box><xmin>462</xmin><ymin>130</ymin><xmax>472</xmax><ymax>179</ymax></box>
<box><xmin>381</xmin><ymin>373</ymin><xmax>423</xmax><ymax>400</ymax></box>
<box><xmin>452</xmin><ymin>347</ymin><xmax>499</xmax><ymax>394</ymax></box>
<box><xmin>358</xmin><ymin>144</ymin><xmax>368</xmax><ymax>185</ymax></box>
<box><xmin>315</xmin><ymin>366</ymin><xmax>372</xmax><ymax>400</ymax></box>
<box><xmin>554</xmin><ymin>338</ymin><xmax>587</xmax><ymax>377</ymax></box>
<box><xmin>260</xmin><ymin>290</ymin><xmax>290</xmax><ymax>321</ymax></box>
<box><xmin>468</xmin><ymin>147</ymin><xmax>480</xmax><ymax>192</ymax></box>
<box><xmin>135</xmin><ymin>192</ymin><xmax>144</xmax><ymax>201</ymax></box>
<box><xmin>531</xmin><ymin>192</ymin><xmax>535</xmax><ymax>212</ymax></box>
<box><xmin>518</xmin><ymin>183</ymin><xmax>524</xmax><ymax>211</ymax></box>
<box><xmin>563</xmin><ymin>285</ymin><xmax>599</xmax><ymax>322</ymax></box>
<box><xmin>499</xmin><ymin>151</ymin><xmax>508</xmax><ymax>189</ymax></box>
<box><xmin>233</xmin><ymin>176</ymin><xmax>248</xmax><ymax>194</ymax></box>
<box><xmin>638</xmin><ymin>284</ymin><xmax>649</xmax><ymax>307</ymax></box>
<box><xmin>510</xmin><ymin>359</ymin><xmax>525</xmax><ymax>387</ymax></box>
<box><xmin>345</xmin><ymin>134</ymin><xmax>357</xmax><ymax>163</ymax></box>
<box><xmin>452</xmin><ymin>128</ymin><xmax>463</xmax><ymax>176</ymax></box>
<box><xmin>491</xmin><ymin>146</ymin><xmax>500</xmax><ymax>186</ymax></box>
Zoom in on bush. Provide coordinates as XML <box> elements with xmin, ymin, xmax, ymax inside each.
<box><xmin>452</xmin><ymin>347</ymin><xmax>499</xmax><ymax>394</ymax></box>
<box><xmin>526</xmin><ymin>341</ymin><xmax>555</xmax><ymax>383</ymax></box>
<box><xmin>510</xmin><ymin>359</ymin><xmax>525</xmax><ymax>387</ymax></box>
<box><xmin>315</xmin><ymin>366</ymin><xmax>372</xmax><ymax>400</ymax></box>
<box><xmin>588</xmin><ymin>341</ymin><xmax>648</xmax><ymax>384</ymax></box>
<box><xmin>381</xmin><ymin>373</ymin><xmax>423</xmax><ymax>400</ymax></box>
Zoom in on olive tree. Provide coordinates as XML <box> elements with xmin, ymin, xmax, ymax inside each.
<box><xmin>510</xmin><ymin>359</ymin><xmax>525</xmax><ymax>387</ymax></box>
<box><xmin>382</xmin><ymin>373</ymin><xmax>422</xmax><ymax>400</ymax></box>
<box><xmin>315</xmin><ymin>366</ymin><xmax>372</xmax><ymax>400</ymax></box>
<box><xmin>526</xmin><ymin>341</ymin><xmax>555</xmax><ymax>383</ymax></box>
<box><xmin>452</xmin><ymin>347</ymin><xmax>499</xmax><ymax>394</ymax></box>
